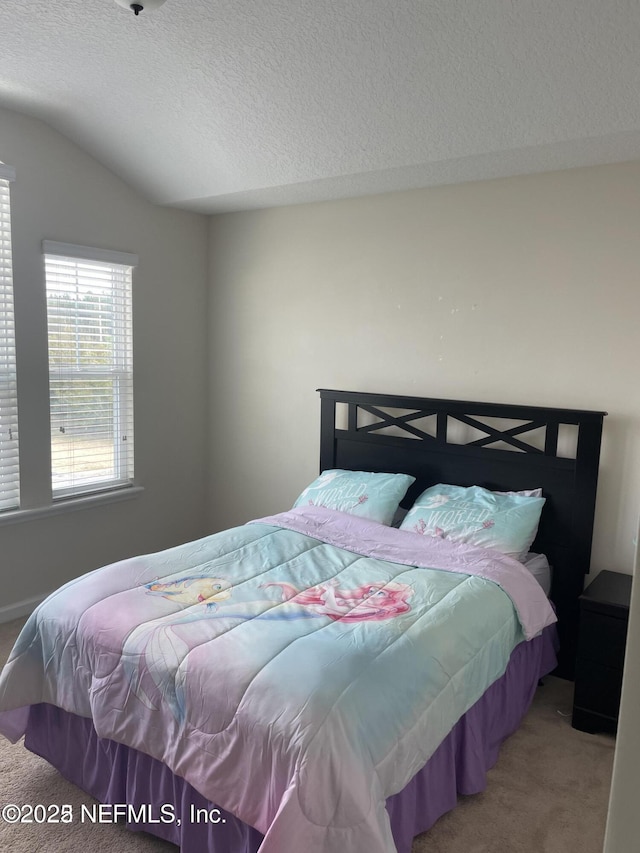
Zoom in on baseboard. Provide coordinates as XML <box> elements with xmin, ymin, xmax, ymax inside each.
<box><xmin>0</xmin><ymin>592</ymin><xmax>49</xmax><ymax>624</ymax></box>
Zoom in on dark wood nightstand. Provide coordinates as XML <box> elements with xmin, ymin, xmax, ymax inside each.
<box><xmin>572</xmin><ymin>570</ymin><xmax>632</xmax><ymax>734</ymax></box>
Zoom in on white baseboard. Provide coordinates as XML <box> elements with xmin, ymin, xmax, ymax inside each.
<box><xmin>0</xmin><ymin>593</ymin><xmax>49</xmax><ymax>624</ymax></box>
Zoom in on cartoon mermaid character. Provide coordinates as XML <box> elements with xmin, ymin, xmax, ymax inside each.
<box><xmin>262</xmin><ymin>579</ymin><xmax>413</xmax><ymax>622</ymax></box>
<box><xmin>123</xmin><ymin>575</ymin><xmax>413</xmax><ymax>721</ymax></box>
<box><xmin>145</xmin><ymin>576</ymin><xmax>232</xmax><ymax>607</ymax></box>
<box><xmin>123</xmin><ymin>576</ymin><xmax>232</xmax><ymax>720</ymax></box>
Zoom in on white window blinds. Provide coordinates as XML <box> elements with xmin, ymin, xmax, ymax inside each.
<box><xmin>0</xmin><ymin>165</ymin><xmax>19</xmax><ymax>512</ymax></box>
<box><xmin>44</xmin><ymin>242</ymin><xmax>137</xmax><ymax>499</ymax></box>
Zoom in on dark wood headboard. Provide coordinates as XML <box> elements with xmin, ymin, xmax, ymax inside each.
<box><xmin>318</xmin><ymin>389</ymin><xmax>607</xmax><ymax>679</ymax></box>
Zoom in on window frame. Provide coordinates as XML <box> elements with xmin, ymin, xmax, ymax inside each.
<box><xmin>43</xmin><ymin>241</ymin><xmax>138</xmax><ymax>501</ymax></box>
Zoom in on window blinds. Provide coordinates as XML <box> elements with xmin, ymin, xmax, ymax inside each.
<box><xmin>0</xmin><ymin>170</ymin><xmax>19</xmax><ymax>512</ymax></box>
<box><xmin>44</xmin><ymin>243</ymin><xmax>137</xmax><ymax>498</ymax></box>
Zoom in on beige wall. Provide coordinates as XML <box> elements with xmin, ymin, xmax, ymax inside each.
<box><xmin>208</xmin><ymin>161</ymin><xmax>640</xmax><ymax>579</ymax></box>
<box><xmin>0</xmin><ymin>107</ymin><xmax>210</xmax><ymax>613</ymax></box>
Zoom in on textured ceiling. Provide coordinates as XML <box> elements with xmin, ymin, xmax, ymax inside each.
<box><xmin>2</xmin><ymin>1</ymin><xmax>640</xmax><ymax>213</ymax></box>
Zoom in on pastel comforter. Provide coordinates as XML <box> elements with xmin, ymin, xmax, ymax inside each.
<box><xmin>0</xmin><ymin>505</ymin><xmax>556</xmax><ymax>853</ymax></box>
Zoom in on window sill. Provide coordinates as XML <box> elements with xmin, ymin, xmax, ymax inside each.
<box><xmin>0</xmin><ymin>485</ymin><xmax>144</xmax><ymax>527</ymax></box>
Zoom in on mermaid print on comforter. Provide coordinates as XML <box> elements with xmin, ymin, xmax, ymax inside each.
<box><xmin>0</xmin><ymin>505</ymin><xmax>556</xmax><ymax>853</ymax></box>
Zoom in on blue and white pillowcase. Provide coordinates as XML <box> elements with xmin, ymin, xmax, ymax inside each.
<box><xmin>293</xmin><ymin>469</ymin><xmax>416</xmax><ymax>526</ymax></box>
<box><xmin>399</xmin><ymin>483</ymin><xmax>545</xmax><ymax>560</ymax></box>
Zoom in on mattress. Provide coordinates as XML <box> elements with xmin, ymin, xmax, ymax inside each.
<box><xmin>522</xmin><ymin>552</ymin><xmax>552</xmax><ymax>596</ymax></box>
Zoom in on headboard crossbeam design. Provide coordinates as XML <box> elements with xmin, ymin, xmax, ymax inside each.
<box><xmin>318</xmin><ymin>389</ymin><xmax>607</xmax><ymax>679</ymax></box>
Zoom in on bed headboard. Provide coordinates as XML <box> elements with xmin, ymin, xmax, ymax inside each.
<box><xmin>318</xmin><ymin>389</ymin><xmax>607</xmax><ymax>679</ymax></box>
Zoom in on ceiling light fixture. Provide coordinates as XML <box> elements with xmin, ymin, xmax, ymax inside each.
<box><xmin>114</xmin><ymin>0</ymin><xmax>167</xmax><ymax>14</ymax></box>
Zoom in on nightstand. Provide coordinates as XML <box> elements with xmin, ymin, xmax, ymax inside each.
<box><xmin>572</xmin><ymin>570</ymin><xmax>632</xmax><ymax>734</ymax></box>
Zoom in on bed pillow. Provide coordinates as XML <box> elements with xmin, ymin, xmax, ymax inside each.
<box><xmin>293</xmin><ymin>469</ymin><xmax>415</xmax><ymax>525</ymax></box>
<box><xmin>399</xmin><ymin>483</ymin><xmax>545</xmax><ymax>559</ymax></box>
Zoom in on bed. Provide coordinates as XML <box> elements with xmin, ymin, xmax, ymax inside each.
<box><xmin>0</xmin><ymin>389</ymin><xmax>606</xmax><ymax>853</ymax></box>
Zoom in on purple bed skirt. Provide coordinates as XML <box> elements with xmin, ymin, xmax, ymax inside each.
<box><xmin>20</xmin><ymin>627</ymin><xmax>557</xmax><ymax>853</ymax></box>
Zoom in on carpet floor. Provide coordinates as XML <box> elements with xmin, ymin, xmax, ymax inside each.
<box><xmin>0</xmin><ymin>617</ymin><xmax>614</xmax><ymax>853</ymax></box>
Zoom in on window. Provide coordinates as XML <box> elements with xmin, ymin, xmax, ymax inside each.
<box><xmin>44</xmin><ymin>242</ymin><xmax>137</xmax><ymax>499</ymax></box>
<box><xmin>0</xmin><ymin>163</ymin><xmax>19</xmax><ymax>512</ymax></box>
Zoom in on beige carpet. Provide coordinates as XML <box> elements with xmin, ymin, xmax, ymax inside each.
<box><xmin>0</xmin><ymin>617</ymin><xmax>614</xmax><ymax>852</ymax></box>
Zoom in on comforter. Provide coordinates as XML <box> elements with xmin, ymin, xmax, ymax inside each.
<box><xmin>0</xmin><ymin>505</ymin><xmax>556</xmax><ymax>853</ymax></box>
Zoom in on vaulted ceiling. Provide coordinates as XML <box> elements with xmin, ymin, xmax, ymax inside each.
<box><xmin>3</xmin><ymin>1</ymin><xmax>640</xmax><ymax>213</ymax></box>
